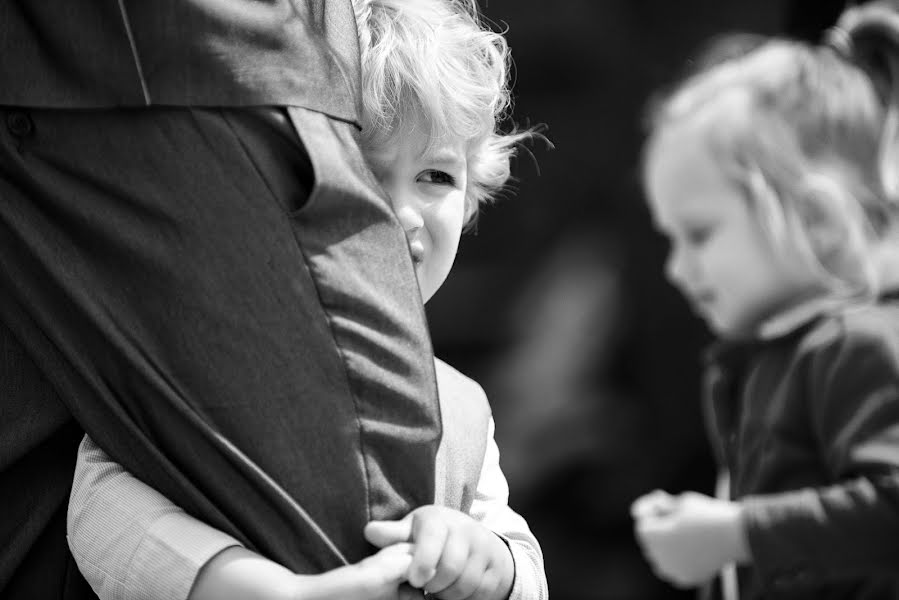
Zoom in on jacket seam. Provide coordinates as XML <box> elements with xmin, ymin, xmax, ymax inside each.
<box><xmin>116</xmin><ymin>0</ymin><xmax>152</xmax><ymax>105</ymax></box>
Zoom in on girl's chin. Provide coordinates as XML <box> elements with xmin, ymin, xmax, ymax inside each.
<box><xmin>700</xmin><ymin>311</ymin><xmax>732</xmax><ymax>336</ymax></box>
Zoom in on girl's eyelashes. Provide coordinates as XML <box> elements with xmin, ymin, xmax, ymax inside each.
<box><xmin>418</xmin><ymin>169</ymin><xmax>457</xmax><ymax>187</ymax></box>
<box><xmin>684</xmin><ymin>225</ymin><xmax>714</xmax><ymax>246</ymax></box>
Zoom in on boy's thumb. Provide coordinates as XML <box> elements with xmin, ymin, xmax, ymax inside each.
<box><xmin>364</xmin><ymin>516</ymin><xmax>413</xmax><ymax>548</ymax></box>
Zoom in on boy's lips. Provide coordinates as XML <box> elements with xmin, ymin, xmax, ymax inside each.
<box><xmin>409</xmin><ymin>240</ymin><xmax>425</xmax><ymax>264</ymax></box>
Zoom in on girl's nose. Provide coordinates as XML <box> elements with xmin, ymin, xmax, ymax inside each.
<box><xmin>665</xmin><ymin>245</ymin><xmax>691</xmax><ymax>290</ymax></box>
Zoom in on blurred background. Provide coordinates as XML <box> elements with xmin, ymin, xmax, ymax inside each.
<box><xmin>426</xmin><ymin>1</ymin><xmax>849</xmax><ymax>598</ymax></box>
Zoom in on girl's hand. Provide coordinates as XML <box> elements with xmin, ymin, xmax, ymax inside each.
<box><xmin>631</xmin><ymin>489</ymin><xmax>679</xmax><ymax>520</ymax></box>
<box><xmin>631</xmin><ymin>490</ymin><xmax>750</xmax><ymax>589</ymax></box>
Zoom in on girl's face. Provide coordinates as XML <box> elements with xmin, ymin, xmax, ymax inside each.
<box><xmin>645</xmin><ymin>120</ymin><xmax>820</xmax><ymax>338</ymax></box>
<box><xmin>367</xmin><ymin>127</ymin><xmax>468</xmax><ymax>303</ymax></box>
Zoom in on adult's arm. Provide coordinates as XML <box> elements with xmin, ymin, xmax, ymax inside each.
<box><xmin>68</xmin><ymin>436</ymin><xmax>417</xmax><ymax>600</ymax></box>
<box><xmin>68</xmin><ymin>435</ymin><xmax>243</xmax><ymax>600</ymax></box>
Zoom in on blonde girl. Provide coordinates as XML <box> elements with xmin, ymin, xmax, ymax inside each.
<box><xmin>632</xmin><ymin>3</ymin><xmax>899</xmax><ymax>599</ymax></box>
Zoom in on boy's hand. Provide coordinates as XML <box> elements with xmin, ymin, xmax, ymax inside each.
<box><xmin>631</xmin><ymin>490</ymin><xmax>749</xmax><ymax>589</ymax></box>
<box><xmin>365</xmin><ymin>505</ymin><xmax>515</xmax><ymax>600</ymax></box>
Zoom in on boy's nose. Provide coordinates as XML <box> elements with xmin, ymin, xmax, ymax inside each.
<box><xmin>394</xmin><ymin>202</ymin><xmax>424</xmax><ymax>235</ymax></box>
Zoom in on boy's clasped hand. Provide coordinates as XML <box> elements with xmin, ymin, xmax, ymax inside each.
<box><xmin>366</xmin><ymin>505</ymin><xmax>516</xmax><ymax>600</ymax></box>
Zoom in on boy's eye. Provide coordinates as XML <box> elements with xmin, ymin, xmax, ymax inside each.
<box><xmin>418</xmin><ymin>169</ymin><xmax>456</xmax><ymax>187</ymax></box>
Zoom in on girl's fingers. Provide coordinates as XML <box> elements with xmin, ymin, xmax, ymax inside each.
<box><xmin>631</xmin><ymin>489</ymin><xmax>677</xmax><ymax>519</ymax></box>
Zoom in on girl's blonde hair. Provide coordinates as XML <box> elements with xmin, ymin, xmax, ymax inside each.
<box><xmin>353</xmin><ymin>0</ymin><xmax>530</xmax><ymax>225</ymax></box>
<box><xmin>644</xmin><ymin>17</ymin><xmax>899</xmax><ymax>299</ymax></box>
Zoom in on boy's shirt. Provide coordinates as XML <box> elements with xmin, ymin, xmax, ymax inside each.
<box><xmin>67</xmin><ymin>359</ymin><xmax>547</xmax><ymax>600</ymax></box>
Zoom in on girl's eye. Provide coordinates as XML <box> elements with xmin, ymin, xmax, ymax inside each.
<box><xmin>685</xmin><ymin>226</ymin><xmax>713</xmax><ymax>246</ymax></box>
<box><xmin>418</xmin><ymin>170</ymin><xmax>456</xmax><ymax>187</ymax></box>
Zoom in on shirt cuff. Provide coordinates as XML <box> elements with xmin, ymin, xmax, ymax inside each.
<box><xmin>127</xmin><ymin>511</ymin><xmax>242</xmax><ymax>600</ymax></box>
<box><xmin>500</xmin><ymin>535</ymin><xmax>548</xmax><ymax>600</ymax></box>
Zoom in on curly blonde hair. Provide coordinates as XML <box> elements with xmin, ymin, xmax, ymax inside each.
<box><xmin>353</xmin><ymin>0</ymin><xmax>529</xmax><ymax>225</ymax></box>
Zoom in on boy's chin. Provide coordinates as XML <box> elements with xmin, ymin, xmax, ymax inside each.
<box><xmin>418</xmin><ymin>279</ymin><xmax>437</xmax><ymax>304</ymax></box>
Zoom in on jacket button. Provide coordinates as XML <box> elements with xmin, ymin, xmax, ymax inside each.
<box><xmin>7</xmin><ymin>112</ymin><xmax>34</xmax><ymax>137</ymax></box>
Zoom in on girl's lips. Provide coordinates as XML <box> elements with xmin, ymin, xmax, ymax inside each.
<box><xmin>689</xmin><ymin>291</ymin><xmax>716</xmax><ymax>314</ymax></box>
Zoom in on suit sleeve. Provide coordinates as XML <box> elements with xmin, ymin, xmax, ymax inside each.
<box><xmin>67</xmin><ymin>436</ymin><xmax>242</xmax><ymax>600</ymax></box>
<box><xmin>469</xmin><ymin>418</ymin><xmax>548</xmax><ymax>600</ymax></box>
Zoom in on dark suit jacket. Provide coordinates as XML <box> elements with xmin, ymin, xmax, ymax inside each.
<box><xmin>0</xmin><ymin>322</ymin><xmax>97</xmax><ymax>599</ymax></box>
<box><xmin>0</xmin><ymin>4</ymin><xmax>440</xmax><ymax>599</ymax></box>
<box><xmin>0</xmin><ymin>0</ymin><xmax>361</xmax><ymax>122</ymax></box>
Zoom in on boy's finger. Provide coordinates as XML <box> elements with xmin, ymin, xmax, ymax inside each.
<box><xmin>365</xmin><ymin>516</ymin><xmax>414</xmax><ymax>548</ymax></box>
<box><xmin>407</xmin><ymin>514</ymin><xmax>448</xmax><ymax>588</ymax></box>
<box><xmin>398</xmin><ymin>582</ymin><xmax>427</xmax><ymax>600</ymax></box>
<box><xmin>430</xmin><ymin>538</ymin><xmax>482</xmax><ymax>598</ymax></box>
<box><xmin>422</xmin><ymin>530</ymin><xmax>469</xmax><ymax>593</ymax></box>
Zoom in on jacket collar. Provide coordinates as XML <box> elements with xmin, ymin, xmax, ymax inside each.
<box><xmin>702</xmin><ymin>295</ymin><xmax>839</xmax><ymax>368</ymax></box>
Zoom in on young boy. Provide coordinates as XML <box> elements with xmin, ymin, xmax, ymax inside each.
<box><xmin>67</xmin><ymin>1</ymin><xmax>546</xmax><ymax>600</ymax></box>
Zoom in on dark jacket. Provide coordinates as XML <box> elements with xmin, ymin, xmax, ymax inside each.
<box><xmin>0</xmin><ymin>0</ymin><xmax>361</xmax><ymax>122</ymax></box>
<box><xmin>703</xmin><ymin>302</ymin><xmax>899</xmax><ymax>599</ymax></box>
<box><xmin>0</xmin><ymin>4</ymin><xmax>443</xmax><ymax>599</ymax></box>
<box><xmin>0</xmin><ymin>322</ymin><xmax>96</xmax><ymax>599</ymax></box>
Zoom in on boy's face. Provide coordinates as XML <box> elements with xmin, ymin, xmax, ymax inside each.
<box><xmin>645</xmin><ymin>120</ymin><xmax>818</xmax><ymax>338</ymax></box>
<box><xmin>367</xmin><ymin>127</ymin><xmax>468</xmax><ymax>303</ymax></box>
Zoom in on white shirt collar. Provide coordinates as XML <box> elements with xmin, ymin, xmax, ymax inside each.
<box><xmin>755</xmin><ymin>295</ymin><xmax>846</xmax><ymax>340</ymax></box>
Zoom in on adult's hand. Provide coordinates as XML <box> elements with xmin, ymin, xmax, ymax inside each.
<box><xmin>190</xmin><ymin>543</ymin><xmax>417</xmax><ymax>600</ymax></box>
